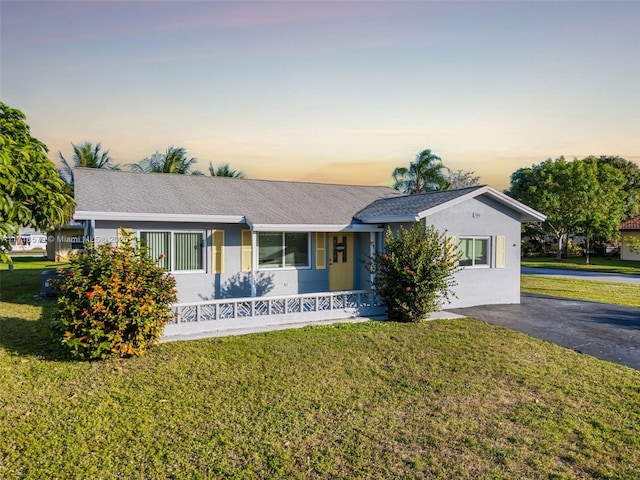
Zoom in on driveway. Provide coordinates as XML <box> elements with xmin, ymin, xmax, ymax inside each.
<box><xmin>450</xmin><ymin>293</ymin><xmax>640</xmax><ymax>370</ymax></box>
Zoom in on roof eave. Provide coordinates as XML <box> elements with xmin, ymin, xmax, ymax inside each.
<box><xmin>412</xmin><ymin>186</ymin><xmax>546</xmax><ymax>223</ymax></box>
<box><xmin>249</xmin><ymin>223</ymin><xmax>384</xmax><ymax>232</ymax></box>
<box><xmin>482</xmin><ymin>187</ymin><xmax>547</xmax><ymax>222</ymax></box>
<box><xmin>521</xmin><ymin>212</ymin><xmax>547</xmax><ymax>223</ymax></box>
<box><xmin>355</xmin><ymin>215</ymin><xmax>420</xmax><ymax>224</ymax></box>
<box><xmin>74</xmin><ymin>211</ymin><xmax>246</xmax><ymax>224</ymax></box>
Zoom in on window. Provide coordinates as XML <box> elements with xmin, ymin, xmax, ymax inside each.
<box><xmin>140</xmin><ymin>231</ymin><xmax>204</xmax><ymax>272</ymax></box>
<box><xmin>258</xmin><ymin>232</ymin><xmax>310</xmax><ymax>269</ymax></box>
<box><xmin>459</xmin><ymin>237</ymin><xmax>490</xmax><ymax>267</ymax></box>
<box><xmin>70</xmin><ymin>235</ymin><xmax>85</xmax><ymax>250</ymax></box>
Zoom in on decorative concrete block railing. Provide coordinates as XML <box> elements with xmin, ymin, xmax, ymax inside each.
<box><xmin>165</xmin><ymin>290</ymin><xmax>385</xmax><ymax>337</ymax></box>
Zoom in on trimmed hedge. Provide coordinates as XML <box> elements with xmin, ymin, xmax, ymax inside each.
<box><xmin>369</xmin><ymin>224</ymin><xmax>459</xmax><ymax>322</ymax></box>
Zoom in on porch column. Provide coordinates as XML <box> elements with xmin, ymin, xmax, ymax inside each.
<box><xmin>369</xmin><ymin>232</ymin><xmax>376</xmax><ymax>287</ymax></box>
<box><xmin>88</xmin><ymin>219</ymin><xmax>96</xmax><ymax>247</ymax></box>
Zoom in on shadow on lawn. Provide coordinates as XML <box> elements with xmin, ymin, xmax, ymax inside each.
<box><xmin>0</xmin><ymin>268</ymin><xmax>58</xmax><ymax>306</ymax></box>
<box><xmin>0</xmin><ymin>306</ymin><xmax>69</xmax><ymax>361</ymax></box>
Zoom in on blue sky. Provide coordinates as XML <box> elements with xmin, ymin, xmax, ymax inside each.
<box><xmin>2</xmin><ymin>0</ymin><xmax>639</xmax><ymax>189</ymax></box>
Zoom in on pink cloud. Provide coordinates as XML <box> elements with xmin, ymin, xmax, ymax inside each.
<box><xmin>3</xmin><ymin>0</ymin><xmax>425</xmax><ymax>52</ymax></box>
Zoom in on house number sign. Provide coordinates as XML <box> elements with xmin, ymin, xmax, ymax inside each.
<box><xmin>333</xmin><ymin>237</ymin><xmax>348</xmax><ymax>263</ymax></box>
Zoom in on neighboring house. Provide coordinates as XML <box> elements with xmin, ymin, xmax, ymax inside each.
<box><xmin>46</xmin><ymin>224</ymin><xmax>86</xmax><ymax>261</ymax></box>
<box><xmin>5</xmin><ymin>227</ymin><xmax>47</xmax><ymax>252</ymax></box>
<box><xmin>620</xmin><ymin>215</ymin><xmax>640</xmax><ymax>261</ymax></box>
<box><xmin>72</xmin><ymin>168</ymin><xmax>545</xmax><ymax>334</ymax></box>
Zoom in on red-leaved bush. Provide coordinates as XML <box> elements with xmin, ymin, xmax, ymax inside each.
<box><xmin>52</xmin><ymin>230</ymin><xmax>177</xmax><ymax>360</ymax></box>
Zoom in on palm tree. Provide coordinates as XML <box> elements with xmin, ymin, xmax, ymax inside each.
<box><xmin>131</xmin><ymin>146</ymin><xmax>203</xmax><ymax>175</ymax></box>
<box><xmin>392</xmin><ymin>149</ymin><xmax>450</xmax><ymax>195</ymax></box>
<box><xmin>208</xmin><ymin>162</ymin><xmax>245</xmax><ymax>178</ymax></box>
<box><xmin>58</xmin><ymin>142</ymin><xmax>119</xmax><ymax>185</ymax></box>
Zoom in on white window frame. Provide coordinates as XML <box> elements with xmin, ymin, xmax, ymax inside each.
<box><xmin>257</xmin><ymin>232</ymin><xmax>311</xmax><ymax>270</ymax></box>
<box><xmin>458</xmin><ymin>236</ymin><xmax>491</xmax><ymax>268</ymax></box>
<box><xmin>138</xmin><ymin>230</ymin><xmax>206</xmax><ymax>274</ymax></box>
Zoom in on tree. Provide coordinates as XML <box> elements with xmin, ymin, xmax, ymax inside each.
<box><xmin>208</xmin><ymin>162</ymin><xmax>245</xmax><ymax>178</ymax></box>
<box><xmin>392</xmin><ymin>149</ymin><xmax>450</xmax><ymax>194</ymax></box>
<box><xmin>131</xmin><ymin>146</ymin><xmax>202</xmax><ymax>175</ymax></box>
<box><xmin>0</xmin><ymin>102</ymin><xmax>75</xmax><ymax>263</ymax></box>
<box><xmin>572</xmin><ymin>158</ymin><xmax>626</xmax><ymax>263</ymax></box>
<box><xmin>507</xmin><ymin>157</ymin><xmax>626</xmax><ymax>262</ymax></box>
<box><xmin>445</xmin><ymin>168</ymin><xmax>481</xmax><ymax>189</ymax></box>
<box><xmin>508</xmin><ymin>157</ymin><xmax>573</xmax><ymax>260</ymax></box>
<box><xmin>594</xmin><ymin>156</ymin><xmax>640</xmax><ymax>220</ymax></box>
<box><xmin>58</xmin><ymin>142</ymin><xmax>119</xmax><ymax>185</ymax></box>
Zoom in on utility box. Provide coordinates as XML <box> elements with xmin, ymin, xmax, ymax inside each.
<box><xmin>41</xmin><ymin>270</ymin><xmax>61</xmax><ymax>297</ymax></box>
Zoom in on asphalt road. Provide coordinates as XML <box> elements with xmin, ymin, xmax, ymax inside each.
<box><xmin>450</xmin><ymin>293</ymin><xmax>640</xmax><ymax>371</ymax></box>
<box><xmin>521</xmin><ymin>267</ymin><xmax>640</xmax><ymax>284</ymax></box>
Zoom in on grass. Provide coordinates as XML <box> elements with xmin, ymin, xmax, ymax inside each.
<box><xmin>522</xmin><ymin>256</ymin><xmax>640</xmax><ymax>275</ymax></box>
<box><xmin>0</xmin><ymin>257</ymin><xmax>67</xmax><ymax>305</ymax></box>
<box><xmin>7</xmin><ymin>249</ymin><xmax>47</xmax><ymax>256</ymax></box>
<box><xmin>1</xmin><ymin>260</ymin><xmax>639</xmax><ymax>478</ymax></box>
<box><xmin>521</xmin><ymin>275</ymin><xmax>640</xmax><ymax>309</ymax></box>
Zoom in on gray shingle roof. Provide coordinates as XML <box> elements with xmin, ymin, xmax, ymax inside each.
<box><xmin>354</xmin><ymin>186</ymin><xmax>484</xmax><ymax>220</ymax></box>
<box><xmin>74</xmin><ymin>168</ymin><xmax>401</xmax><ymax>226</ymax></box>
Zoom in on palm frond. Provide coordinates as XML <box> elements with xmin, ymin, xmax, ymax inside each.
<box><xmin>208</xmin><ymin>161</ymin><xmax>245</xmax><ymax>178</ymax></box>
<box><xmin>57</xmin><ymin>141</ymin><xmax>116</xmax><ymax>186</ymax></box>
<box><xmin>392</xmin><ymin>148</ymin><xmax>450</xmax><ymax>194</ymax></box>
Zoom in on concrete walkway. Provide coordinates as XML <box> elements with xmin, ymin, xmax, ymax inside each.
<box><xmin>521</xmin><ymin>267</ymin><xmax>640</xmax><ymax>285</ymax></box>
<box><xmin>161</xmin><ymin>310</ymin><xmax>465</xmax><ymax>342</ymax></box>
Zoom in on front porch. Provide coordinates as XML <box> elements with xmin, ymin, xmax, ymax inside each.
<box><xmin>163</xmin><ymin>290</ymin><xmax>386</xmax><ymax>339</ymax></box>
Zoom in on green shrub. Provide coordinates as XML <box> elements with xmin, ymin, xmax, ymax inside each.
<box><xmin>52</xmin><ymin>231</ymin><xmax>177</xmax><ymax>360</ymax></box>
<box><xmin>623</xmin><ymin>235</ymin><xmax>640</xmax><ymax>254</ymax></box>
<box><xmin>566</xmin><ymin>237</ymin><xmax>584</xmax><ymax>257</ymax></box>
<box><xmin>369</xmin><ymin>224</ymin><xmax>459</xmax><ymax>322</ymax></box>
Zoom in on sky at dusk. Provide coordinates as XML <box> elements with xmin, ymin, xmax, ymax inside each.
<box><xmin>1</xmin><ymin>0</ymin><xmax>639</xmax><ymax>189</ymax></box>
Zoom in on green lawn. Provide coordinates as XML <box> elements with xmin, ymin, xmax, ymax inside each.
<box><xmin>0</xmin><ymin>257</ymin><xmax>67</xmax><ymax>305</ymax></box>
<box><xmin>521</xmin><ymin>275</ymin><xmax>640</xmax><ymax>309</ymax></box>
<box><xmin>1</xmin><ymin>260</ymin><xmax>639</xmax><ymax>478</ymax></box>
<box><xmin>522</xmin><ymin>256</ymin><xmax>640</xmax><ymax>275</ymax></box>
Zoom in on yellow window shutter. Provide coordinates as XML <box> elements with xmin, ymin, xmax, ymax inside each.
<box><xmin>212</xmin><ymin>230</ymin><xmax>224</xmax><ymax>274</ymax></box>
<box><xmin>316</xmin><ymin>232</ymin><xmax>326</xmax><ymax>269</ymax></box>
<box><xmin>241</xmin><ymin>229</ymin><xmax>252</xmax><ymax>273</ymax></box>
<box><xmin>117</xmin><ymin>228</ymin><xmax>133</xmax><ymax>246</ymax></box>
<box><xmin>495</xmin><ymin>235</ymin><xmax>506</xmax><ymax>269</ymax></box>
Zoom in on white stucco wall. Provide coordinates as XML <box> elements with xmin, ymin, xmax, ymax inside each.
<box><xmin>621</xmin><ymin>232</ymin><xmax>640</xmax><ymax>261</ymax></box>
<box><xmin>423</xmin><ymin>195</ymin><xmax>523</xmax><ymax>308</ymax></box>
<box><xmin>90</xmin><ymin>193</ymin><xmax>526</xmax><ymax>308</ymax></box>
<box><xmin>92</xmin><ymin>220</ymin><xmax>337</xmax><ymax>302</ymax></box>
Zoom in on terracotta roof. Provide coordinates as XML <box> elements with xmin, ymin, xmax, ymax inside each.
<box><xmin>620</xmin><ymin>215</ymin><xmax>640</xmax><ymax>230</ymax></box>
